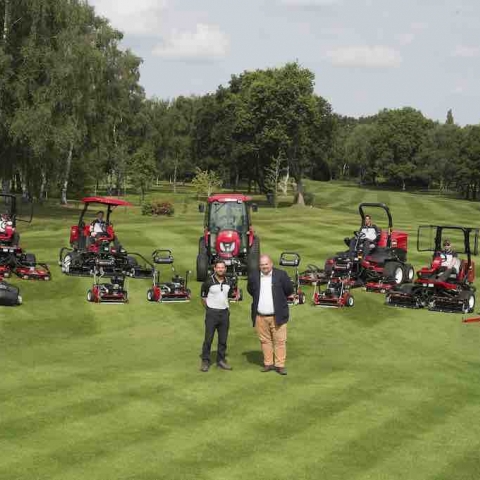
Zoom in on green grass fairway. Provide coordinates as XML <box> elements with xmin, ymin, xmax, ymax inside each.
<box><xmin>3</xmin><ymin>182</ymin><xmax>480</xmax><ymax>480</ymax></box>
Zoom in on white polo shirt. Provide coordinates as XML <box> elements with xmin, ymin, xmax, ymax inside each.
<box><xmin>257</xmin><ymin>271</ymin><xmax>274</xmax><ymax>315</ymax></box>
<box><xmin>201</xmin><ymin>275</ymin><xmax>230</xmax><ymax>310</ymax></box>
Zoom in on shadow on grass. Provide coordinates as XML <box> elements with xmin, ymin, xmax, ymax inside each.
<box><xmin>241</xmin><ymin>350</ymin><xmax>263</xmax><ymax>366</ymax></box>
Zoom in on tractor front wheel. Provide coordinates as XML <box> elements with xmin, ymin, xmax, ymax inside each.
<box><xmin>196</xmin><ymin>253</ymin><xmax>209</xmax><ymax>282</ymax></box>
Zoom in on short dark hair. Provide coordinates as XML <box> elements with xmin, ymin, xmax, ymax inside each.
<box><xmin>365</xmin><ymin>214</ymin><xmax>371</xmax><ymax>219</ymax></box>
<box><xmin>214</xmin><ymin>260</ymin><xmax>226</xmax><ymax>267</ymax></box>
<box><xmin>96</xmin><ymin>210</ymin><xmax>104</xmax><ymax>216</ymax></box>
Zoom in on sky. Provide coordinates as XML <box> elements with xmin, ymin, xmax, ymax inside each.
<box><xmin>89</xmin><ymin>0</ymin><xmax>480</xmax><ymax>125</ymax></box>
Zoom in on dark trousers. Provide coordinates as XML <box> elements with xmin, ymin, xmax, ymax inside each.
<box><xmin>348</xmin><ymin>238</ymin><xmax>374</xmax><ymax>257</ymax></box>
<box><xmin>201</xmin><ymin>307</ymin><xmax>230</xmax><ymax>363</ymax></box>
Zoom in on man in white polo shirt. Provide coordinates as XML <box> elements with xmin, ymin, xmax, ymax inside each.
<box><xmin>200</xmin><ymin>260</ymin><xmax>233</xmax><ymax>372</ymax></box>
<box><xmin>247</xmin><ymin>255</ymin><xmax>294</xmax><ymax>375</ymax></box>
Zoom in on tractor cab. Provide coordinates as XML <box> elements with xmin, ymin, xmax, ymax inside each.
<box><xmin>196</xmin><ymin>194</ymin><xmax>260</xmax><ymax>281</ymax></box>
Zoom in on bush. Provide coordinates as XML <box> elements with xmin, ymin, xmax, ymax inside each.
<box><xmin>293</xmin><ymin>191</ymin><xmax>315</xmax><ymax>206</ymax></box>
<box><xmin>142</xmin><ymin>199</ymin><xmax>175</xmax><ymax>216</ymax></box>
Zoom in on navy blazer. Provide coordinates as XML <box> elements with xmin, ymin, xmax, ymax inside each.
<box><xmin>247</xmin><ymin>268</ymin><xmax>294</xmax><ymax>326</ymax></box>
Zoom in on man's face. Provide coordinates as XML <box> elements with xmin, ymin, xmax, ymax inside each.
<box><xmin>214</xmin><ymin>262</ymin><xmax>226</xmax><ymax>277</ymax></box>
<box><xmin>97</xmin><ymin>212</ymin><xmax>104</xmax><ymax>221</ymax></box>
<box><xmin>365</xmin><ymin>216</ymin><xmax>372</xmax><ymax>227</ymax></box>
<box><xmin>260</xmin><ymin>257</ymin><xmax>273</xmax><ymax>275</ymax></box>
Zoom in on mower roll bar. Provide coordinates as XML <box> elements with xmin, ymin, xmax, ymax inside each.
<box><xmin>0</xmin><ymin>194</ymin><xmax>33</xmax><ymax>225</ymax></box>
<box><xmin>416</xmin><ymin>225</ymin><xmax>479</xmax><ymax>257</ymax></box>
<box><xmin>358</xmin><ymin>203</ymin><xmax>393</xmax><ymax>229</ymax></box>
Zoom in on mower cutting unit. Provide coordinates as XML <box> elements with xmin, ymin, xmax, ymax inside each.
<box><xmin>59</xmin><ymin>197</ymin><xmax>153</xmax><ymax>279</ymax></box>
<box><xmin>312</xmin><ymin>257</ymin><xmax>355</xmax><ymax>308</ymax></box>
<box><xmin>196</xmin><ymin>194</ymin><xmax>259</xmax><ymax>282</ymax></box>
<box><xmin>0</xmin><ymin>194</ymin><xmax>51</xmax><ymax>281</ymax></box>
<box><xmin>86</xmin><ymin>267</ymin><xmax>128</xmax><ymax>304</ymax></box>
<box><xmin>386</xmin><ymin>225</ymin><xmax>478</xmax><ymax>313</ymax></box>
<box><xmin>147</xmin><ymin>250</ymin><xmax>192</xmax><ymax>303</ymax></box>
<box><xmin>301</xmin><ymin>203</ymin><xmax>414</xmax><ymax>293</ymax></box>
<box><xmin>279</xmin><ymin>252</ymin><xmax>306</xmax><ymax>306</ymax></box>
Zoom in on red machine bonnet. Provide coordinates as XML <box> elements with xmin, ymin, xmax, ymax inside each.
<box><xmin>215</xmin><ymin>230</ymin><xmax>241</xmax><ymax>258</ymax></box>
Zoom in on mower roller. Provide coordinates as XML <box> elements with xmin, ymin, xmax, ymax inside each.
<box><xmin>59</xmin><ymin>197</ymin><xmax>153</xmax><ymax>279</ymax></box>
<box><xmin>147</xmin><ymin>249</ymin><xmax>192</xmax><ymax>303</ymax></box>
<box><xmin>196</xmin><ymin>194</ymin><xmax>259</xmax><ymax>282</ymax></box>
<box><xmin>300</xmin><ymin>203</ymin><xmax>414</xmax><ymax>293</ymax></box>
<box><xmin>279</xmin><ymin>252</ymin><xmax>306</xmax><ymax>306</ymax></box>
<box><xmin>0</xmin><ymin>194</ymin><xmax>51</xmax><ymax>281</ymax></box>
<box><xmin>386</xmin><ymin>225</ymin><xmax>478</xmax><ymax>313</ymax></box>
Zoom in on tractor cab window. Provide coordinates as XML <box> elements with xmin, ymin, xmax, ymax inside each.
<box><xmin>0</xmin><ymin>197</ymin><xmax>14</xmax><ymax>218</ymax></box>
<box><xmin>209</xmin><ymin>202</ymin><xmax>248</xmax><ymax>233</ymax></box>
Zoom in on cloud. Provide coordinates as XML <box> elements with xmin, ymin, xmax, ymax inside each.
<box><xmin>453</xmin><ymin>45</ymin><xmax>480</xmax><ymax>58</ymax></box>
<box><xmin>325</xmin><ymin>45</ymin><xmax>402</xmax><ymax>68</ymax></box>
<box><xmin>396</xmin><ymin>33</ymin><xmax>415</xmax><ymax>46</ymax></box>
<box><xmin>280</xmin><ymin>0</ymin><xmax>340</xmax><ymax>7</ymax></box>
<box><xmin>89</xmin><ymin>0</ymin><xmax>167</xmax><ymax>36</ymax></box>
<box><xmin>152</xmin><ymin>24</ymin><xmax>230</xmax><ymax>61</ymax></box>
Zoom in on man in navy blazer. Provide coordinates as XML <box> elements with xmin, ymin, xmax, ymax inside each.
<box><xmin>247</xmin><ymin>254</ymin><xmax>294</xmax><ymax>375</ymax></box>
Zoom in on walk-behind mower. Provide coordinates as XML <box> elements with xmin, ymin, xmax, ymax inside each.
<box><xmin>86</xmin><ymin>266</ymin><xmax>128</xmax><ymax>304</ymax></box>
<box><xmin>312</xmin><ymin>257</ymin><xmax>355</xmax><ymax>308</ymax></box>
<box><xmin>0</xmin><ymin>194</ymin><xmax>51</xmax><ymax>280</ymax></box>
<box><xmin>386</xmin><ymin>225</ymin><xmax>478</xmax><ymax>313</ymax></box>
<box><xmin>59</xmin><ymin>197</ymin><xmax>153</xmax><ymax>279</ymax></box>
<box><xmin>300</xmin><ymin>203</ymin><xmax>414</xmax><ymax>293</ymax></box>
<box><xmin>196</xmin><ymin>194</ymin><xmax>259</xmax><ymax>282</ymax></box>
<box><xmin>147</xmin><ymin>250</ymin><xmax>192</xmax><ymax>303</ymax></box>
<box><xmin>279</xmin><ymin>252</ymin><xmax>306</xmax><ymax>306</ymax></box>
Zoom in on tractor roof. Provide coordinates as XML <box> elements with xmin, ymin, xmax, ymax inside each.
<box><xmin>208</xmin><ymin>194</ymin><xmax>252</xmax><ymax>203</ymax></box>
<box><xmin>81</xmin><ymin>196</ymin><xmax>133</xmax><ymax>207</ymax></box>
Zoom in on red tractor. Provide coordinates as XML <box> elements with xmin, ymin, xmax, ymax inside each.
<box><xmin>386</xmin><ymin>225</ymin><xmax>478</xmax><ymax>313</ymax></box>
<box><xmin>300</xmin><ymin>203</ymin><xmax>414</xmax><ymax>294</ymax></box>
<box><xmin>0</xmin><ymin>194</ymin><xmax>51</xmax><ymax>281</ymax></box>
<box><xmin>59</xmin><ymin>196</ymin><xmax>153</xmax><ymax>278</ymax></box>
<box><xmin>196</xmin><ymin>194</ymin><xmax>260</xmax><ymax>282</ymax></box>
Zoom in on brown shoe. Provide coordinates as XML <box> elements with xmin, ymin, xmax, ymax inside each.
<box><xmin>217</xmin><ymin>360</ymin><xmax>232</xmax><ymax>370</ymax></box>
<box><xmin>260</xmin><ymin>365</ymin><xmax>275</xmax><ymax>372</ymax></box>
<box><xmin>276</xmin><ymin>367</ymin><xmax>287</xmax><ymax>375</ymax></box>
<box><xmin>200</xmin><ymin>361</ymin><xmax>210</xmax><ymax>372</ymax></box>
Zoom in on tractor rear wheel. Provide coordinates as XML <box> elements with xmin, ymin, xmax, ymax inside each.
<box><xmin>198</xmin><ymin>237</ymin><xmax>207</xmax><ymax>254</ymax></box>
<box><xmin>384</xmin><ymin>261</ymin><xmax>405</xmax><ymax>285</ymax></box>
<box><xmin>247</xmin><ymin>237</ymin><xmax>260</xmax><ymax>275</ymax></box>
<box><xmin>196</xmin><ymin>253</ymin><xmax>209</xmax><ymax>282</ymax></box>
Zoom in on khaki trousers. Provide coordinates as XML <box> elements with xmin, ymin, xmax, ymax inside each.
<box><xmin>255</xmin><ymin>315</ymin><xmax>287</xmax><ymax>368</ymax></box>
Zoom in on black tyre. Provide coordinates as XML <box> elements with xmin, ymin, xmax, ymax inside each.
<box><xmin>198</xmin><ymin>237</ymin><xmax>208</xmax><ymax>254</ymax></box>
<box><xmin>196</xmin><ymin>253</ymin><xmax>209</xmax><ymax>282</ymax></box>
<box><xmin>298</xmin><ymin>292</ymin><xmax>306</xmax><ymax>305</ymax></box>
<box><xmin>147</xmin><ymin>289</ymin><xmax>154</xmax><ymax>302</ymax></box>
<box><xmin>403</xmin><ymin>263</ymin><xmax>415</xmax><ymax>282</ymax></box>
<box><xmin>238</xmin><ymin>288</ymin><xmax>243</xmax><ymax>302</ymax></box>
<box><xmin>247</xmin><ymin>236</ymin><xmax>260</xmax><ymax>275</ymax></box>
<box><xmin>86</xmin><ymin>290</ymin><xmax>94</xmax><ymax>302</ymax></box>
<box><xmin>461</xmin><ymin>292</ymin><xmax>475</xmax><ymax>314</ymax></box>
<box><xmin>346</xmin><ymin>295</ymin><xmax>355</xmax><ymax>307</ymax></box>
<box><xmin>384</xmin><ymin>261</ymin><xmax>405</xmax><ymax>285</ymax></box>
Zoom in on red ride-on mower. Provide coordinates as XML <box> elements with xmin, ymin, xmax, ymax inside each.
<box><xmin>147</xmin><ymin>250</ymin><xmax>192</xmax><ymax>303</ymax></box>
<box><xmin>86</xmin><ymin>267</ymin><xmax>129</xmax><ymax>304</ymax></box>
<box><xmin>196</xmin><ymin>194</ymin><xmax>259</xmax><ymax>282</ymax></box>
<box><xmin>59</xmin><ymin>197</ymin><xmax>153</xmax><ymax>279</ymax></box>
<box><xmin>0</xmin><ymin>194</ymin><xmax>51</xmax><ymax>280</ymax></box>
<box><xmin>301</xmin><ymin>203</ymin><xmax>414</xmax><ymax>293</ymax></box>
<box><xmin>279</xmin><ymin>252</ymin><xmax>306</xmax><ymax>306</ymax></box>
<box><xmin>386</xmin><ymin>225</ymin><xmax>478</xmax><ymax>313</ymax></box>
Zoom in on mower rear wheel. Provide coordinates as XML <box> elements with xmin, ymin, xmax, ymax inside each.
<box><xmin>86</xmin><ymin>290</ymin><xmax>94</xmax><ymax>302</ymax></box>
<box><xmin>17</xmin><ymin>295</ymin><xmax>22</xmax><ymax>306</ymax></box>
<box><xmin>346</xmin><ymin>295</ymin><xmax>355</xmax><ymax>307</ymax></box>
<box><xmin>403</xmin><ymin>264</ymin><xmax>415</xmax><ymax>282</ymax></box>
<box><xmin>147</xmin><ymin>289</ymin><xmax>154</xmax><ymax>302</ymax></box>
<box><xmin>196</xmin><ymin>253</ymin><xmax>209</xmax><ymax>282</ymax></box>
<box><xmin>384</xmin><ymin>261</ymin><xmax>405</xmax><ymax>285</ymax></box>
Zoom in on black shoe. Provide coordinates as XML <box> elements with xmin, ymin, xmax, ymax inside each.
<box><xmin>276</xmin><ymin>367</ymin><xmax>287</xmax><ymax>375</ymax></box>
<box><xmin>217</xmin><ymin>360</ymin><xmax>232</xmax><ymax>370</ymax></box>
<box><xmin>260</xmin><ymin>365</ymin><xmax>275</xmax><ymax>372</ymax></box>
<box><xmin>200</xmin><ymin>361</ymin><xmax>210</xmax><ymax>372</ymax></box>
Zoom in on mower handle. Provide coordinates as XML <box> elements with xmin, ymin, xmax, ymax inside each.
<box><xmin>279</xmin><ymin>252</ymin><xmax>301</xmax><ymax>267</ymax></box>
<box><xmin>152</xmin><ymin>249</ymin><xmax>174</xmax><ymax>265</ymax></box>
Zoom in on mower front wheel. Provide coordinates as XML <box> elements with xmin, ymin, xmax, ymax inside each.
<box><xmin>403</xmin><ymin>263</ymin><xmax>415</xmax><ymax>282</ymax></box>
<box><xmin>384</xmin><ymin>261</ymin><xmax>405</xmax><ymax>285</ymax></box>
<box><xmin>461</xmin><ymin>292</ymin><xmax>475</xmax><ymax>314</ymax></box>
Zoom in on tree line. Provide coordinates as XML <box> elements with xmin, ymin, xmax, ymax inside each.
<box><xmin>1</xmin><ymin>0</ymin><xmax>479</xmax><ymax>205</ymax></box>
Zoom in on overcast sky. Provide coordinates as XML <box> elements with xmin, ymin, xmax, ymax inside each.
<box><xmin>89</xmin><ymin>0</ymin><xmax>480</xmax><ymax>125</ymax></box>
